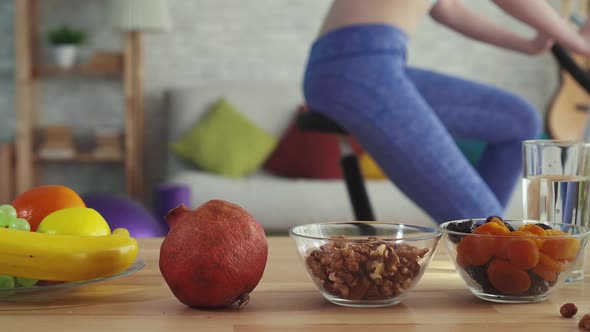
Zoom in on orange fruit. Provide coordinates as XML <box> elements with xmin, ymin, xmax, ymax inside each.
<box><xmin>12</xmin><ymin>185</ymin><xmax>86</xmax><ymax>232</ymax></box>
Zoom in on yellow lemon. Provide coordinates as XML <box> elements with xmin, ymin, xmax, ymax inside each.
<box><xmin>37</xmin><ymin>207</ymin><xmax>111</xmax><ymax>236</ymax></box>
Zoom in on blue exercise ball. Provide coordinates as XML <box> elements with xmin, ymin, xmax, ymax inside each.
<box><xmin>82</xmin><ymin>193</ymin><xmax>166</xmax><ymax>238</ymax></box>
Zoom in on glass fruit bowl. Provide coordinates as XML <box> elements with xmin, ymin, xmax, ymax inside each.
<box><xmin>289</xmin><ymin>221</ymin><xmax>442</xmax><ymax>307</ymax></box>
<box><xmin>0</xmin><ymin>258</ymin><xmax>145</xmax><ymax>301</ymax></box>
<box><xmin>440</xmin><ymin>218</ymin><xmax>590</xmax><ymax>303</ymax></box>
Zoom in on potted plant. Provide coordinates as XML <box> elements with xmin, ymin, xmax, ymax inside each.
<box><xmin>47</xmin><ymin>25</ymin><xmax>87</xmax><ymax>69</ymax></box>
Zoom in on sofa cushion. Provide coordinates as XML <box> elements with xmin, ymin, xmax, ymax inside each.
<box><xmin>264</xmin><ymin>108</ymin><xmax>362</xmax><ymax>179</ymax></box>
<box><xmin>164</xmin><ymin>83</ymin><xmax>303</xmax><ymax>176</ymax></box>
<box><xmin>164</xmin><ymin>169</ymin><xmax>440</xmax><ymax>231</ymax></box>
<box><xmin>359</xmin><ymin>152</ymin><xmax>387</xmax><ymax>180</ymax></box>
<box><xmin>171</xmin><ymin>98</ymin><xmax>278</xmax><ymax>177</ymax></box>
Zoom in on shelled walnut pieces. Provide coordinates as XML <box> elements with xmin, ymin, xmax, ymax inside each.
<box><xmin>305</xmin><ymin>235</ymin><xmax>429</xmax><ymax>301</ymax></box>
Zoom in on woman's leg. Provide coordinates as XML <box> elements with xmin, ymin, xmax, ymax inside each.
<box><xmin>406</xmin><ymin>67</ymin><xmax>543</xmax><ymax>207</ymax></box>
<box><xmin>304</xmin><ymin>26</ymin><xmax>508</xmax><ymax>223</ymax></box>
<box><xmin>305</xmin><ymin>71</ymin><xmax>504</xmax><ymax>223</ymax></box>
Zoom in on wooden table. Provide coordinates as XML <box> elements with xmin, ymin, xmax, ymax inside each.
<box><xmin>2</xmin><ymin>237</ymin><xmax>590</xmax><ymax>331</ymax></box>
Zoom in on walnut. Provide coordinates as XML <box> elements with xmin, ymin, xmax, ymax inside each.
<box><xmin>560</xmin><ymin>303</ymin><xmax>578</xmax><ymax>318</ymax></box>
<box><xmin>579</xmin><ymin>314</ymin><xmax>590</xmax><ymax>330</ymax></box>
<box><xmin>305</xmin><ymin>236</ymin><xmax>430</xmax><ymax>301</ymax></box>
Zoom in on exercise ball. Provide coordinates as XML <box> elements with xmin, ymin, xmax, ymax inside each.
<box><xmin>82</xmin><ymin>193</ymin><xmax>166</xmax><ymax>238</ymax></box>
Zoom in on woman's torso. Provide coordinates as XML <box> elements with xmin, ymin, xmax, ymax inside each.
<box><xmin>319</xmin><ymin>0</ymin><xmax>433</xmax><ymax>37</ymax></box>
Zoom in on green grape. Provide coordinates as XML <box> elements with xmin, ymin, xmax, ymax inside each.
<box><xmin>15</xmin><ymin>277</ymin><xmax>37</xmax><ymax>288</ymax></box>
<box><xmin>0</xmin><ymin>204</ymin><xmax>17</xmax><ymax>219</ymax></box>
<box><xmin>0</xmin><ymin>275</ymin><xmax>15</xmax><ymax>289</ymax></box>
<box><xmin>8</xmin><ymin>218</ymin><xmax>30</xmax><ymax>232</ymax></box>
<box><xmin>0</xmin><ymin>210</ymin><xmax>10</xmax><ymax>228</ymax></box>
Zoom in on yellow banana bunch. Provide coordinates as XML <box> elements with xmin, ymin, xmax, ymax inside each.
<box><xmin>0</xmin><ymin>227</ymin><xmax>138</xmax><ymax>281</ymax></box>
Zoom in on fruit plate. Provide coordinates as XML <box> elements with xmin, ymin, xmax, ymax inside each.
<box><xmin>0</xmin><ymin>258</ymin><xmax>145</xmax><ymax>301</ymax></box>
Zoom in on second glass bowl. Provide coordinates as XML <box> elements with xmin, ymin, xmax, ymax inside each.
<box><xmin>440</xmin><ymin>218</ymin><xmax>590</xmax><ymax>303</ymax></box>
<box><xmin>289</xmin><ymin>221</ymin><xmax>442</xmax><ymax>307</ymax></box>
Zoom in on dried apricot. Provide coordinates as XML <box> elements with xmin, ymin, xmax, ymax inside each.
<box><xmin>518</xmin><ymin>224</ymin><xmax>547</xmax><ymax>237</ymax></box>
<box><xmin>495</xmin><ymin>237</ymin><xmax>511</xmax><ymax>260</ymax></box>
<box><xmin>473</xmin><ymin>222</ymin><xmax>511</xmax><ymax>236</ymax></box>
<box><xmin>486</xmin><ymin>216</ymin><xmax>504</xmax><ymax>225</ymax></box>
<box><xmin>538</xmin><ymin>252</ymin><xmax>567</xmax><ymax>272</ymax></box>
<box><xmin>510</xmin><ymin>230</ymin><xmax>544</xmax><ymax>249</ymax></box>
<box><xmin>546</xmin><ymin>229</ymin><xmax>568</xmax><ymax>236</ymax></box>
<box><xmin>456</xmin><ymin>248</ymin><xmax>469</xmax><ymax>268</ymax></box>
<box><xmin>531</xmin><ymin>264</ymin><xmax>557</xmax><ymax>282</ymax></box>
<box><xmin>456</xmin><ymin>235</ymin><xmax>495</xmax><ymax>266</ymax></box>
<box><xmin>485</xmin><ymin>216</ymin><xmax>513</xmax><ymax>231</ymax></box>
<box><xmin>506</xmin><ymin>237</ymin><xmax>539</xmax><ymax>270</ymax></box>
<box><xmin>487</xmin><ymin>259</ymin><xmax>531</xmax><ymax>295</ymax></box>
<box><xmin>542</xmin><ymin>237</ymin><xmax>580</xmax><ymax>261</ymax></box>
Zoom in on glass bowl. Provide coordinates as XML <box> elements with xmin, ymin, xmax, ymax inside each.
<box><xmin>440</xmin><ymin>218</ymin><xmax>590</xmax><ymax>303</ymax></box>
<box><xmin>0</xmin><ymin>258</ymin><xmax>146</xmax><ymax>301</ymax></box>
<box><xmin>289</xmin><ymin>221</ymin><xmax>442</xmax><ymax>307</ymax></box>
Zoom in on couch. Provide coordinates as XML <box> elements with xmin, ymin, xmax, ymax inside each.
<box><xmin>157</xmin><ymin>83</ymin><xmax>524</xmax><ymax>232</ymax></box>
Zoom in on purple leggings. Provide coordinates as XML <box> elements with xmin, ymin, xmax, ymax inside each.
<box><xmin>303</xmin><ymin>24</ymin><xmax>542</xmax><ymax>224</ymax></box>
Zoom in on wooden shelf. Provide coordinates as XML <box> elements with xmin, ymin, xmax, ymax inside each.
<box><xmin>34</xmin><ymin>153</ymin><xmax>124</xmax><ymax>163</ymax></box>
<box><xmin>34</xmin><ymin>65</ymin><xmax>121</xmax><ymax>78</ymax></box>
<box><xmin>34</xmin><ymin>52</ymin><xmax>124</xmax><ymax>78</ymax></box>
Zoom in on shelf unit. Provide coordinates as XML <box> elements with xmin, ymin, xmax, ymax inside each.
<box><xmin>13</xmin><ymin>0</ymin><xmax>143</xmax><ymax>200</ymax></box>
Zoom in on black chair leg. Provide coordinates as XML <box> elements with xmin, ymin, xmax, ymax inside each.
<box><xmin>339</xmin><ymin>138</ymin><xmax>376</xmax><ymax>222</ymax></box>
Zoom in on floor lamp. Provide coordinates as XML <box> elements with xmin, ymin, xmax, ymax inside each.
<box><xmin>108</xmin><ymin>0</ymin><xmax>172</xmax><ymax>199</ymax></box>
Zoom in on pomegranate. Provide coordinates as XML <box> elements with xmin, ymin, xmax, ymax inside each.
<box><xmin>159</xmin><ymin>200</ymin><xmax>268</xmax><ymax>309</ymax></box>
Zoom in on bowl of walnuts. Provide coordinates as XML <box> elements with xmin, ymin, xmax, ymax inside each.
<box><xmin>440</xmin><ymin>217</ymin><xmax>590</xmax><ymax>303</ymax></box>
<box><xmin>289</xmin><ymin>221</ymin><xmax>442</xmax><ymax>307</ymax></box>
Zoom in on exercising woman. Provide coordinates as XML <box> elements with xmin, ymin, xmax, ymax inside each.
<box><xmin>303</xmin><ymin>0</ymin><xmax>590</xmax><ymax>223</ymax></box>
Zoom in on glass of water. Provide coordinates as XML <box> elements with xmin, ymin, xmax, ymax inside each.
<box><xmin>522</xmin><ymin>140</ymin><xmax>590</xmax><ymax>282</ymax></box>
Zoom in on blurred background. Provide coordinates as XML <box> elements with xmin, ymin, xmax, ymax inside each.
<box><xmin>0</xmin><ymin>0</ymin><xmax>563</xmax><ymax>231</ymax></box>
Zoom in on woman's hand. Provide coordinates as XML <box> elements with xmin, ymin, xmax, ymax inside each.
<box><xmin>492</xmin><ymin>0</ymin><xmax>590</xmax><ymax>57</ymax></box>
<box><xmin>431</xmin><ymin>1</ymin><xmax>558</xmax><ymax>56</ymax></box>
<box><xmin>580</xmin><ymin>18</ymin><xmax>590</xmax><ymax>41</ymax></box>
<box><xmin>525</xmin><ymin>32</ymin><xmax>554</xmax><ymax>55</ymax></box>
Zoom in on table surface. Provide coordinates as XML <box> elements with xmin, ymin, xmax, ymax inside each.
<box><xmin>2</xmin><ymin>236</ymin><xmax>590</xmax><ymax>331</ymax></box>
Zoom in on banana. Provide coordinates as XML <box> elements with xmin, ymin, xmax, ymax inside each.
<box><xmin>0</xmin><ymin>227</ymin><xmax>138</xmax><ymax>281</ymax></box>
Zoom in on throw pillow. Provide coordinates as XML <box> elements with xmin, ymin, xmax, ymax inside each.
<box><xmin>171</xmin><ymin>98</ymin><xmax>278</xmax><ymax>177</ymax></box>
<box><xmin>359</xmin><ymin>152</ymin><xmax>388</xmax><ymax>180</ymax></box>
<box><xmin>455</xmin><ymin>137</ymin><xmax>487</xmax><ymax>166</ymax></box>
<box><xmin>264</xmin><ymin>107</ymin><xmax>362</xmax><ymax>179</ymax></box>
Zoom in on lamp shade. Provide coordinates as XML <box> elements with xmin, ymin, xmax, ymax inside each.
<box><xmin>108</xmin><ymin>0</ymin><xmax>172</xmax><ymax>32</ymax></box>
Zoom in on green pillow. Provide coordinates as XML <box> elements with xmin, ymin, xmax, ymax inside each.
<box><xmin>171</xmin><ymin>98</ymin><xmax>278</xmax><ymax>177</ymax></box>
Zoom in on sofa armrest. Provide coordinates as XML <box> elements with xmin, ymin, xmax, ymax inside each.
<box><xmin>154</xmin><ymin>183</ymin><xmax>193</xmax><ymax>232</ymax></box>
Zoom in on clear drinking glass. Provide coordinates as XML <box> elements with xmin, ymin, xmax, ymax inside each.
<box><xmin>522</xmin><ymin>140</ymin><xmax>590</xmax><ymax>282</ymax></box>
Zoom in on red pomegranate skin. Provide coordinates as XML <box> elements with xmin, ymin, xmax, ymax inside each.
<box><xmin>159</xmin><ymin>200</ymin><xmax>268</xmax><ymax>308</ymax></box>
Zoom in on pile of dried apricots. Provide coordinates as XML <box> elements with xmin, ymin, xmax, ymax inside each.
<box><xmin>448</xmin><ymin>217</ymin><xmax>580</xmax><ymax>296</ymax></box>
